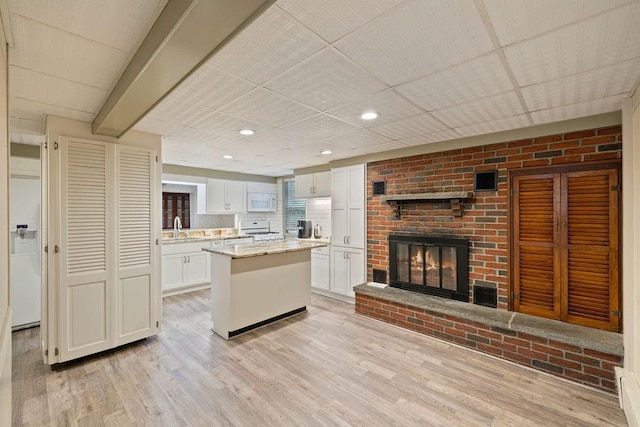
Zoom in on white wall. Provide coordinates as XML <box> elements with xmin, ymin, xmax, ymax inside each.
<box><xmin>0</xmin><ymin>24</ymin><xmax>12</xmax><ymax>425</ymax></box>
<box><xmin>237</xmin><ymin>178</ymin><xmax>284</xmax><ymax>233</ymax></box>
<box><xmin>619</xmin><ymin>96</ymin><xmax>640</xmax><ymax>427</ymax></box>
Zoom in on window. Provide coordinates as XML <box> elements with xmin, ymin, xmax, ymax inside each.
<box><xmin>284</xmin><ymin>179</ymin><xmax>305</xmax><ymax>234</ymax></box>
<box><xmin>162</xmin><ymin>192</ymin><xmax>191</xmax><ymax>230</ymax></box>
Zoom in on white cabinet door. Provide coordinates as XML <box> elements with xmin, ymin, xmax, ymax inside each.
<box><xmin>162</xmin><ymin>254</ymin><xmax>185</xmax><ymax>290</ymax></box>
<box><xmin>330</xmin><ymin>247</ymin><xmax>348</xmax><ymax>295</ymax></box>
<box><xmin>331</xmin><ymin>167</ymin><xmax>348</xmax><ymax>245</ymax></box>
<box><xmin>206</xmin><ymin>179</ymin><xmax>226</xmax><ymax>212</ymax></box>
<box><xmin>313</xmin><ymin>171</ymin><xmax>331</xmax><ymax>197</ymax></box>
<box><xmin>116</xmin><ymin>146</ymin><xmax>159</xmax><ymax>345</ymax></box>
<box><xmin>347</xmin><ymin>165</ymin><xmax>365</xmax><ymax>248</ymax></box>
<box><xmin>225</xmin><ymin>180</ymin><xmax>246</xmax><ymax>212</ymax></box>
<box><xmin>58</xmin><ymin>137</ymin><xmax>111</xmax><ymax>362</ymax></box>
<box><xmin>311</xmin><ymin>250</ymin><xmax>330</xmax><ymax>290</ymax></box>
<box><xmin>295</xmin><ymin>173</ymin><xmax>315</xmax><ymax>198</ymax></box>
<box><xmin>184</xmin><ymin>251</ymin><xmax>209</xmax><ymax>286</ymax></box>
<box><xmin>347</xmin><ymin>248</ymin><xmax>365</xmax><ymax>297</ymax></box>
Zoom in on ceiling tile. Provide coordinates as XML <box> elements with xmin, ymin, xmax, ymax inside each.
<box><xmin>368</xmin><ymin>113</ymin><xmax>449</xmax><ymax>140</ymax></box>
<box><xmin>11</xmin><ymin>97</ymin><xmax>94</xmax><ymax>124</ymax></box>
<box><xmin>335</xmin><ymin>0</ymin><xmax>494</xmax><ymax>86</ymax></box>
<box><xmin>281</xmin><ymin>113</ymin><xmax>360</xmax><ymax>140</ymax></box>
<box><xmin>169</xmin><ymin>65</ymin><xmax>256</xmax><ymax>111</ymax></box>
<box><xmin>265</xmin><ymin>49</ymin><xmax>386</xmax><ymax>111</ymax></box>
<box><xmin>244</xmin><ymin>166</ymin><xmax>293</xmax><ymax>177</ymax></box>
<box><xmin>484</xmin><ymin>0</ymin><xmax>630</xmax><ymax>46</ymax></box>
<box><xmin>190</xmin><ymin>112</ymin><xmax>277</xmax><ymax>148</ymax></box>
<box><xmin>11</xmin><ymin>66</ymin><xmax>106</xmax><ymax>113</ymax></box>
<box><xmin>220</xmin><ymin>87</ymin><xmax>318</xmax><ymax>128</ymax></box>
<box><xmin>166</xmin><ymin>127</ymin><xmax>217</xmax><ymax>145</ymax></box>
<box><xmin>396</xmin><ymin>53</ymin><xmax>514</xmax><ymax>111</ymax></box>
<box><xmin>431</xmin><ymin>91</ymin><xmax>525</xmax><ymax>128</ymax></box>
<box><xmin>10</xmin><ymin>14</ymin><xmax>129</xmax><ymax>90</ymax></box>
<box><xmin>8</xmin><ymin>0</ymin><xmax>165</xmax><ymax>51</ymax></box>
<box><xmin>256</xmin><ymin>128</ymin><xmax>319</xmax><ymax>149</ymax></box>
<box><xmin>455</xmin><ymin>114</ymin><xmax>531</xmax><ymax>137</ymax></box>
<box><xmin>327</xmin><ymin>89</ymin><xmax>423</xmax><ymax>127</ymax></box>
<box><xmin>398</xmin><ymin>129</ymin><xmax>463</xmax><ymax>146</ymax></box>
<box><xmin>147</xmin><ymin>97</ymin><xmax>215</xmax><ymax>128</ymax></box>
<box><xmin>161</xmin><ymin>149</ymin><xmax>199</xmax><ymax>163</ymax></box>
<box><xmin>530</xmin><ymin>94</ymin><xmax>626</xmax><ymax>125</ymax></box>
<box><xmin>322</xmin><ymin>128</ymin><xmax>395</xmax><ymax>150</ymax></box>
<box><xmin>207</xmin><ymin>6</ymin><xmax>327</xmax><ymax>84</ymax></box>
<box><xmin>132</xmin><ymin>116</ymin><xmax>185</xmax><ymax>136</ymax></box>
<box><xmin>504</xmin><ymin>2</ymin><xmax>640</xmax><ymax>87</ymax></box>
<box><xmin>277</xmin><ymin>0</ymin><xmax>404</xmax><ymax>43</ymax></box>
<box><xmin>521</xmin><ymin>57</ymin><xmax>640</xmax><ymax>111</ymax></box>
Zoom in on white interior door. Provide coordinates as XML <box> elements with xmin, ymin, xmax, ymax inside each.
<box><xmin>9</xmin><ymin>175</ymin><xmax>41</xmax><ymax>327</ymax></box>
<box><xmin>58</xmin><ymin>137</ymin><xmax>112</xmax><ymax>362</ymax></box>
<box><xmin>116</xmin><ymin>146</ymin><xmax>159</xmax><ymax>345</ymax></box>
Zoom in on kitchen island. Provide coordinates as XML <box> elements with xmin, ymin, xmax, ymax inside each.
<box><xmin>204</xmin><ymin>240</ymin><xmax>328</xmax><ymax>339</ymax></box>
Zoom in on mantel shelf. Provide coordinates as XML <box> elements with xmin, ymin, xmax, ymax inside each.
<box><xmin>380</xmin><ymin>192</ymin><xmax>473</xmax><ymax>203</ymax></box>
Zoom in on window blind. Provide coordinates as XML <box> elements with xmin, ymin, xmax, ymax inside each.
<box><xmin>284</xmin><ymin>179</ymin><xmax>306</xmax><ymax>234</ymax></box>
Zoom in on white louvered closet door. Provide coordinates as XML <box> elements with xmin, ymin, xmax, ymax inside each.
<box><xmin>115</xmin><ymin>146</ymin><xmax>159</xmax><ymax>345</ymax></box>
<box><xmin>58</xmin><ymin>137</ymin><xmax>113</xmax><ymax>362</ymax></box>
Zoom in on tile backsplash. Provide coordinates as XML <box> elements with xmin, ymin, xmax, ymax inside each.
<box><xmin>306</xmin><ymin>197</ymin><xmax>331</xmax><ymax>238</ymax></box>
<box><xmin>236</xmin><ymin>178</ymin><xmax>284</xmax><ymax>233</ymax></box>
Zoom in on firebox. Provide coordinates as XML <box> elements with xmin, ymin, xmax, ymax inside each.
<box><xmin>389</xmin><ymin>234</ymin><xmax>469</xmax><ymax>301</ymax></box>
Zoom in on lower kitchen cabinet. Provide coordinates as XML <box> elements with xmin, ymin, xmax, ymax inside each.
<box><xmin>162</xmin><ymin>241</ymin><xmax>212</xmax><ymax>293</ymax></box>
<box><xmin>331</xmin><ymin>247</ymin><xmax>365</xmax><ymax>297</ymax></box>
<box><xmin>311</xmin><ymin>246</ymin><xmax>330</xmax><ymax>291</ymax></box>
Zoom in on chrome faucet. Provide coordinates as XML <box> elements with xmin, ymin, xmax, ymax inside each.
<box><xmin>173</xmin><ymin>216</ymin><xmax>182</xmax><ymax>238</ymax></box>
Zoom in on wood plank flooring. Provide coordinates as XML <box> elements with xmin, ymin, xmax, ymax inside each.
<box><xmin>12</xmin><ymin>290</ymin><xmax>627</xmax><ymax>426</ymax></box>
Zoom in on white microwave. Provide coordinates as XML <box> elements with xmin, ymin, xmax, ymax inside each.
<box><xmin>247</xmin><ymin>192</ymin><xmax>277</xmax><ymax>212</ymax></box>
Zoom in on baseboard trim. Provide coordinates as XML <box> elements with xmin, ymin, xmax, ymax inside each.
<box><xmin>616</xmin><ymin>367</ymin><xmax>640</xmax><ymax>427</ymax></box>
<box><xmin>0</xmin><ymin>307</ymin><xmax>12</xmax><ymax>426</ymax></box>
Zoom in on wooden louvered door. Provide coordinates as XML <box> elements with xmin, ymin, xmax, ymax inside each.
<box><xmin>512</xmin><ymin>174</ymin><xmax>561</xmax><ymax>319</ymax></box>
<box><xmin>58</xmin><ymin>137</ymin><xmax>113</xmax><ymax>362</ymax></box>
<box><xmin>561</xmin><ymin>169</ymin><xmax>619</xmax><ymax>331</ymax></box>
<box><xmin>511</xmin><ymin>163</ymin><xmax>620</xmax><ymax>332</ymax></box>
<box><xmin>116</xmin><ymin>146</ymin><xmax>159</xmax><ymax>345</ymax></box>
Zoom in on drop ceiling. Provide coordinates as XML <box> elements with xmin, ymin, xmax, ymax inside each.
<box><xmin>8</xmin><ymin>0</ymin><xmax>640</xmax><ymax>177</ymax></box>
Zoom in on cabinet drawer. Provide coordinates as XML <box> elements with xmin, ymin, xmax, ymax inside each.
<box><xmin>311</xmin><ymin>245</ymin><xmax>330</xmax><ymax>255</ymax></box>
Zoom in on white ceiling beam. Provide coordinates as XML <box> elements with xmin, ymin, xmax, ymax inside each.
<box><xmin>92</xmin><ymin>0</ymin><xmax>275</xmax><ymax>137</ymax></box>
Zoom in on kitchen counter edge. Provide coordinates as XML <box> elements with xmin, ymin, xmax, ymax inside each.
<box><xmin>203</xmin><ymin>240</ymin><xmax>328</xmax><ymax>258</ymax></box>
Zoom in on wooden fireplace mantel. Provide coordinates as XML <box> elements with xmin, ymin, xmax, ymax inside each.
<box><xmin>380</xmin><ymin>191</ymin><xmax>474</xmax><ymax>218</ymax></box>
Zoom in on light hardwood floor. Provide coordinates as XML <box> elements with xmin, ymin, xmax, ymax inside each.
<box><xmin>12</xmin><ymin>290</ymin><xmax>627</xmax><ymax>426</ymax></box>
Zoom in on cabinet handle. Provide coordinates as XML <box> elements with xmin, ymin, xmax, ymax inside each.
<box><xmin>183</xmin><ymin>256</ymin><xmax>186</xmax><ymax>263</ymax></box>
<box><xmin>347</xmin><ymin>252</ymin><xmax>350</xmax><ymax>259</ymax></box>
<box><xmin>188</xmin><ymin>256</ymin><xmax>190</xmax><ymax>263</ymax></box>
<box><xmin>343</xmin><ymin>236</ymin><xmax>347</xmax><ymax>244</ymax></box>
<box><xmin>310</xmin><ymin>186</ymin><xmax>314</xmax><ymax>194</ymax></box>
<box><xmin>347</xmin><ymin>236</ymin><xmax>351</xmax><ymax>245</ymax></box>
<box><xmin>343</xmin><ymin>251</ymin><xmax>347</xmax><ymax>259</ymax></box>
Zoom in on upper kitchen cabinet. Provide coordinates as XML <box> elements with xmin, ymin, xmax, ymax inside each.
<box><xmin>206</xmin><ymin>179</ymin><xmax>246</xmax><ymax>213</ymax></box>
<box><xmin>331</xmin><ymin>164</ymin><xmax>365</xmax><ymax>249</ymax></box>
<box><xmin>295</xmin><ymin>171</ymin><xmax>331</xmax><ymax>198</ymax></box>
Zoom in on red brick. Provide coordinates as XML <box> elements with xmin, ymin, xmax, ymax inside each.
<box><xmin>581</xmin><ymin>135</ymin><xmax>616</xmax><ymax>145</ymax></box>
<box><xmin>564</xmin><ymin>130</ymin><xmax>596</xmax><ymax>140</ymax></box>
<box><xmin>548</xmin><ymin>340</ymin><xmax>582</xmax><ymax>353</ymax></box>
<box><xmin>477</xmin><ymin>343</ymin><xmax>503</xmax><ymax>356</ymax></box>
<box><xmin>564</xmin><ymin>369</ymin><xmax>600</xmax><ymax>385</ymax></box>
<box><xmin>534</xmin><ymin>134</ymin><xmax>563</xmax><ymax>144</ymax></box>
<box><xmin>503</xmin><ymin>351</ymin><xmax>532</xmax><ymax>366</ymax></box>
<box><xmin>491</xmin><ymin>340</ymin><xmax>518</xmax><ymax>353</ymax></box>
<box><xmin>596</xmin><ymin>126</ymin><xmax>622</xmax><ymax>136</ymax></box>
<box><xmin>565</xmin><ymin>352</ymin><xmax>600</xmax><ymax>366</ymax></box>
<box><xmin>454</xmin><ymin>323</ymin><xmax>478</xmax><ymax>334</ymax></box>
<box><xmin>477</xmin><ymin>329</ymin><xmax>502</xmax><ymax>340</ymax></box>
<box><xmin>548</xmin><ymin>356</ymin><xmax>581</xmax><ymax>371</ymax></box>
<box><xmin>583</xmin><ymin>366</ymin><xmax>616</xmax><ymax>381</ymax></box>
<box><xmin>531</xmin><ymin>343</ymin><xmax>564</xmax><ymax>358</ymax></box>
<box><xmin>600</xmin><ymin>380</ymin><xmax>617</xmax><ymax>391</ymax></box>
<box><xmin>582</xmin><ymin>349</ymin><xmax>622</xmax><ymax>363</ymax></box>
<box><xmin>517</xmin><ymin>332</ymin><xmax>548</xmax><ymax>345</ymax></box>
<box><xmin>444</xmin><ymin>327</ymin><xmax>466</xmax><ymax>338</ymax></box>
<box><xmin>517</xmin><ymin>347</ymin><xmax>548</xmax><ymax>361</ymax></box>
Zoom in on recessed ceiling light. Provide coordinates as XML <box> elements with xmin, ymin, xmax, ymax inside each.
<box><xmin>239</xmin><ymin>129</ymin><xmax>254</xmax><ymax>136</ymax></box>
<box><xmin>321</xmin><ymin>150</ymin><xmax>332</xmax><ymax>155</ymax></box>
<box><xmin>223</xmin><ymin>155</ymin><xmax>233</xmax><ymax>159</ymax></box>
<box><xmin>360</xmin><ymin>111</ymin><xmax>379</xmax><ymax>120</ymax></box>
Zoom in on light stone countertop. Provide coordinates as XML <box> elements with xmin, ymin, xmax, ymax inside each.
<box><xmin>162</xmin><ymin>233</ymin><xmax>251</xmax><ymax>245</ymax></box>
<box><xmin>203</xmin><ymin>240</ymin><xmax>328</xmax><ymax>258</ymax></box>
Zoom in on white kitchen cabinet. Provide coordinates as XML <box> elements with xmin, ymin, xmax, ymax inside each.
<box><xmin>332</xmin><ymin>164</ymin><xmax>365</xmax><ymax>249</ymax></box>
<box><xmin>311</xmin><ymin>246</ymin><xmax>330</xmax><ymax>291</ymax></box>
<box><xmin>162</xmin><ymin>241</ymin><xmax>212</xmax><ymax>293</ymax></box>
<box><xmin>295</xmin><ymin>171</ymin><xmax>331</xmax><ymax>198</ymax></box>
<box><xmin>42</xmin><ymin>134</ymin><xmax>161</xmax><ymax>364</ymax></box>
<box><xmin>330</xmin><ymin>247</ymin><xmax>365</xmax><ymax>297</ymax></box>
<box><xmin>206</xmin><ymin>178</ymin><xmax>246</xmax><ymax>213</ymax></box>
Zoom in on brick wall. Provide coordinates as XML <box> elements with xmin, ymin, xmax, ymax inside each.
<box><xmin>367</xmin><ymin>125</ymin><xmax>623</xmax><ymax>309</ymax></box>
<box><xmin>356</xmin><ymin>293</ymin><xmax>621</xmax><ymax>392</ymax></box>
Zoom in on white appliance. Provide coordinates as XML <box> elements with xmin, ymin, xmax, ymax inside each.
<box><xmin>247</xmin><ymin>192</ymin><xmax>276</xmax><ymax>212</ymax></box>
<box><xmin>10</xmin><ymin>175</ymin><xmax>41</xmax><ymax>329</ymax></box>
<box><xmin>239</xmin><ymin>220</ymin><xmax>284</xmax><ymax>242</ymax></box>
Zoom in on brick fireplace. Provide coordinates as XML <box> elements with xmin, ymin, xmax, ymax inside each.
<box><xmin>360</xmin><ymin>125</ymin><xmax>624</xmax><ymax>392</ymax></box>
